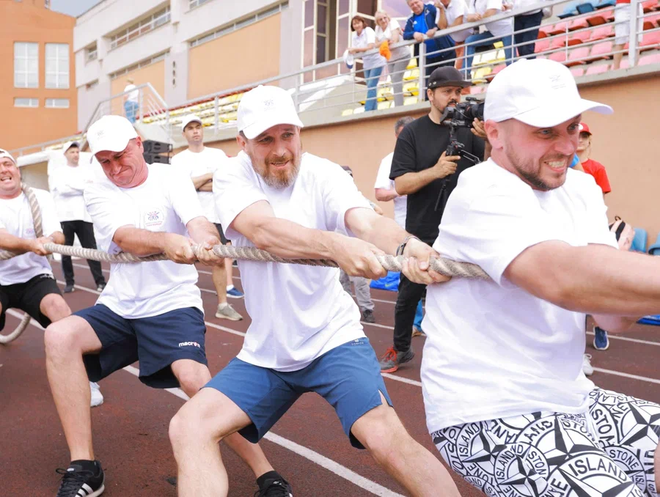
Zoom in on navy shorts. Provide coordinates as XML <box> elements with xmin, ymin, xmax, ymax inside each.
<box><xmin>75</xmin><ymin>304</ymin><xmax>208</xmax><ymax>389</ymax></box>
<box><xmin>0</xmin><ymin>274</ymin><xmax>62</xmax><ymax>330</ymax></box>
<box><xmin>205</xmin><ymin>337</ymin><xmax>393</xmax><ymax>449</ymax></box>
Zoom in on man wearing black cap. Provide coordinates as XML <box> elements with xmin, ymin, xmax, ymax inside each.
<box><xmin>379</xmin><ymin>66</ymin><xmax>489</xmax><ymax>373</ymax></box>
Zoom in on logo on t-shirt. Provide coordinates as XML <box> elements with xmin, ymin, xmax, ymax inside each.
<box><xmin>25</xmin><ymin>227</ymin><xmax>35</xmax><ymax>237</ymax></box>
<box><xmin>144</xmin><ymin>209</ymin><xmax>164</xmax><ymax>228</ymax></box>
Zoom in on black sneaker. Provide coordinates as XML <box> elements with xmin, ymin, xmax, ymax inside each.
<box><xmin>361</xmin><ymin>309</ymin><xmax>376</xmax><ymax>323</ymax></box>
<box><xmin>63</xmin><ymin>284</ymin><xmax>75</xmax><ymax>294</ymax></box>
<box><xmin>55</xmin><ymin>460</ymin><xmax>105</xmax><ymax>497</ymax></box>
<box><xmin>255</xmin><ymin>472</ymin><xmax>293</xmax><ymax>497</ymax></box>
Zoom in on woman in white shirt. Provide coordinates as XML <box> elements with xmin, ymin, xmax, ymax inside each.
<box><xmin>374</xmin><ymin>11</ymin><xmax>411</xmax><ymax>108</ymax></box>
<box><xmin>349</xmin><ymin>15</ymin><xmax>387</xmax><ymax>112</ymax></box>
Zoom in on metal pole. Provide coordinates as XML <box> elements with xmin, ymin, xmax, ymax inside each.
<box><xmin>628</xmin><ymin>0</ymin><xmax>640</xmax><ymax>67</ymax></box>
<box><xmin>214</xmin><ymin>96</ymin><xmax>219</xmax><ymax>130</ymax></box>
<box><xmin>418</xmin><ymin>42</ymin><xmax>426</xmax><ymax>104</ymax></box>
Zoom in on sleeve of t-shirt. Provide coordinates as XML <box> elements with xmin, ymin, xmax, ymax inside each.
<box><xmin>374</xmin><ymin>155</ymin><xmax>394</xmax><ymax>189</ymax></box>
<box><xmin>84</xmin><ymin>183</ymin><xmax>134</xmax><ymax>254</ymax></box>
<box><xmin>213</xmin><ymin>157</ymin><xmax>268</xmax><ymax>234</ymax></box>
<box><xmin>436</xmin><ymin>180</ymin><xmax>568</xmax><ymax>286</ymax></box>
<box><xmin>456</xmin><ymin>0</ymin><xmax>468</xmax><ymax>17</ymax></box>
<box><xmin>390</xmin><ymin>126</ymin><xmax>418</xmax><ymax>180</ymax></box>
<box><xmin>366</xmin><ymin>27</ymin><xmax>376</xmax><ymax>44</ymax></box>
<box><xmin>390</xmin><ymin>19</ymin><xmax>402</xmax><ymax>33</ymax></box>
<box><xmin>593</xmin><ymin>163</ymin><xmax>612</xmax><ymax>194</ymax></box>
<box><xmin>166</xmin><ymin>169</ymin><xmax>205</xmax><ymax>225</ymax></box>
<box><xmin>575</xmin><ymin>173</ymin><xmax>617</xmax><ymax>248</ymax></box>
<box><xmin>320</xmin><ymin>161</ymin><xmax>371</xmax><ymax>234</ymax></box>
<box><xmin>486</xmin><ymin>0</ymin><xmax>504</xmax><ymax>11</ymax></box>
<box><xmin>36</xmin><ymin>190</ymin><xmax>62</xmax><ymax>238</ymax></box>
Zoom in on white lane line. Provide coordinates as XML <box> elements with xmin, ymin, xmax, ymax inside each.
<box><xmin>5</xmin><ymin>310</ymin><xmax>404</xmax><ymax>497</ymax></box>
<box><xmin>382</xmin><ymin>373</ymin><xmax>422</xmax><ymax>387</ymax></box>
<box><xmin>592</xmin><ymin>367</ymin><xmax>660</xmax><ymax>385</ymax></box>
<box><xmin>585</xmin><ymin>331</ymin><xmax>660</xmax><ymax>348</ymax></box>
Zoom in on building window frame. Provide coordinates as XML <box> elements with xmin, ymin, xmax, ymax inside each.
<box><xmin>45</xmin><ymin>43</ymin><xmax>70</xmax><ymax>89</ymax></box>
<box><xmin>45</xmin><ymin>98</ymin><xmax>70</xmax><ymax>109</ymax></box>
<box><xmin>109</xmin><ymin>6</ymin><xmax>171</xmax><ymax>50</ymax></box>
<box><xmin>14</xmin><ymin>42</ymin><xmax>39</xmax><ymax>89</ymax></box>
<box><xmin>14</xmin><ymin>97</ymin><xmax>39</xmax><ymax>108</ymax></box>
<box><xmin>86</xmin><ymin>43</ymin><xmax>98</xmax><ymax>62</ymax></box>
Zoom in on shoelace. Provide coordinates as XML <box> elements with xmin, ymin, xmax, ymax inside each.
<box><xmin>254</xmin><ymin>480</ymin><xmax>291</xmax><ymax>497</ymax></box>
<box><xmin>383</xmin><ymin>347</ymin><xmax>397</xmax><ymax>362</ymax></box>
<box><xmin>55</xmin><ymin>468</ymin><xmax>95</xmax><ymax>497</ymax></box>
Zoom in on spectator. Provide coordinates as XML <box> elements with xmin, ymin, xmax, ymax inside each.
<box><xmin>464</xmin><ymin>0</ymin><xmax>514</xmax><ymax>79</ymax></box>
<box><xmin>123</xmin><ymin>78</ymin><xmax>139</xmax><ymax>123</ymax></box>
<box><xmin>612</xmin><ymin>0</ymin><xmax>642</xmax><ymax>69</ymax></box>
<box><xmin>50</xmin><ymin>142</ymin><xmax>106</xmax><ymax>293</ymax></box>
<box><xmin>349</xmin><ymin>15</ymin><xmax>387</xmax><ymax>112</ymax></box>
<box><xmin>374</xmin><ymin>116</ymin><xmax>425</xmax><ymax>336</ymax></box>
<box><xmin>171</xmin><ymin>115</ymin><xmax>244</xmax><ymax>321</ymax></box>
<box><xmin>379</xmin><ymin>67</ymin><xmax>488</xmax><ymax>373</ymax></box>
<box><xmin>375</xmin><ymin>10</ymin><xmax>411</xmax><ymax>107</ymax></box>
<box><xmin>513</xmin><ymin>0</ymin><xmax>545</xmax><ymax>58</ymax></box>
<box><xmin>404</xmin><ymin>0</ymin><xmax>457</xmax><ymax>97</ymax></box>
<box><xmin>577</xmin><ymin>123</ymin><xmax>612</xmax><ymax>195</ymax></box>
<box><xmin>435</xmin><ymin>0</ymin><xmax>473</xmax><ymax>70</ymax></box>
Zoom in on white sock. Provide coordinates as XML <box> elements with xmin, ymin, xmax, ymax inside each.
<box><xmin>226</xmin><ymin>285</ymin><xmax>234</xmax><ymax>291</ymax></box>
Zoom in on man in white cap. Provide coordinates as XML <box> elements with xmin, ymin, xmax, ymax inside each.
<box><xmin>169</xmin><ymin>85</ymin><xmax>462</xmax><ymax>497</ymax></box>
<box><xmin>418</xmin><ymin>59</ymin><xmax>659</xmax><ymax>496</ymax></box>
<box><xmin>44</xmin><ymin>116</ymin><xmax>287</xmax><ymax>497</ymax></box>
<box><xmin>171</xmin><ymin>115</ymin><xmax>243</xmax><ymax>321</ymax></box>
<box><xmin>50</xmin><ymin>141</ymin><xmax>107</xmax><ymax>294</ymax></box>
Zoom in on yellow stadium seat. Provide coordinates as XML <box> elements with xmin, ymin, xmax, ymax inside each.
<box><xmin>403</xmin><ymin>81</ymin><xmax>419</xmax><ymax>96</ymax></box>
<box><xmin>377</xmin><ymin>100</ymin><xmax>393</xmax><ymax>110</ymax></box>
<box><xmin>341</xmin><ymin>108</ymin><xmax>354</xmax><ymax>117</ymax></box>
<box><xmin>406</xmin><ymin>58</ymin><xmax>417</xmax><ymax>70</ymax></box>
<box><xmin>404</xmin><ymin>68</ymin><xmax>420</xmax><ymax>81</ymax></box>
<box><xmin>404</xmin><ymin>96</ymin><xmax>418</xmax><ymax>106</ymax></box>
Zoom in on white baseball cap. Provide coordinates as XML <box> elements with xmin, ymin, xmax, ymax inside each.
<box><xmin>181</xmin><ymin>114</ymin><xmax>203</xmax><ymax>131</ymax></box>
<box><xmin>63</xmin><ymin>141</ymin><xmax>80</xmax><ymax>154</ymax></box>
<box><xmin>343</xmin><ymin>49</ymin><xmax>355</xmax><ymax>69</ymax></box>
<box><xmin>0</xmin><ymin>148</ymin><xmax>16</xmax><ymax>164</ymax></box>
<box><xmin>237</xmin><ymin>85</ymin><xmax>304</xmax><ymax>140</ymax></box>
<box><xmin>484</xmin><ymin>59</ymin><xmax>613</xmax><ymax>127</ymax></box>
<box><xmin>87</xmin><ymin>115</ymin><xmax>139</xmax><ymax>155</ymax></box>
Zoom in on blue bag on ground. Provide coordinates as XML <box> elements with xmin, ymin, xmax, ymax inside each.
<box><xmin>638</xmin><ymin>314</ymin><xmax>660</xmax><ymax>325</ymax></box>
<box><xmin>370</xmin><ymin>271</ymin><xmax>400</xmax><ymax>292</ymax></box>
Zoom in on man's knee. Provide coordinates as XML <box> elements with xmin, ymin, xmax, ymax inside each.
<box><xmin>172</xmin><ymin>360</ymin><xmax>211</xmax><ymax>395</ymax></box>
<box><xmin>354</xmin><ymin>403</ymin><xmax>410</xmax><ymax>457</ymax></box>
<box><xmin>44</xmin><ymin>316</ymin><xmax>98</xmax><ymax>357</ymax></box>
<box><xmin>40</xmin><ymin>294</ymin><xmax>71</xmax><ymax>322</ymax></box>
<box><xmin>169</xmin><ymin>390</ymin><xmax>232</xmax><ymax>450</ymax></box>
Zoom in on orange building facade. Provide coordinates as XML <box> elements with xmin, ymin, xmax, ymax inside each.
<box><xmin>0</xmin><ymin>0</ymin><xmax>77</xmax><ymax>150</ymax></box>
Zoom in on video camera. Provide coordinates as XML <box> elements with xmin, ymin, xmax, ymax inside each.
<box><xmin>440</xmin><ymin>97</ymin><xmax>485</xmax><ymax>161</ymax></box>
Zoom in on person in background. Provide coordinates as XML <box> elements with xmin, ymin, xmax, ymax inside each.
<box><xmin>375</xmin><ymin>10</ymin><xmax>411</xmax><ymax>107</ymax></box>
<box><xmin>50</xmin><ymin>142</ymin><xmax>107</xmax><ymax>294</ymax></box>
<box><xmin>612</xmin><ymin>0</ymin><xmax>642</xmax><ymax>69</ymax></box>
<box><xmin>171</xmin><ymin>115</ymin><xmax>244</xmax><ymax>321</ymax></box>
<box><xmin>404</xmin><ymin>0</ymin><xmax>457</xmax><ymax>97</ymax></box>
<box><xmin>513</xmin><ymin>0</ymin><xmax>545</xmax><ymax>58</ymax></box>
<box><xmin>435</xmin><ymin>0</ymin><xmax>472</xmax><ymax>71</ymax></box>
<box><xmin>374</xmin><ymin>116</ymin><xmax>425</xmax><ymax>336</ymax></box>
<box><xmin>123</xmin><ymin>78</ymin><xmax>139</xmax><ymax>123</ymax></box>
<box><xmin>349</xmin><ymin>15</ymin><xmax>387</xmax><ymax>112</ymax></box>
<box><xmin>464</xmin><ymin>0</ymin><xmax>515</xmax><ymax>79</ymax></box>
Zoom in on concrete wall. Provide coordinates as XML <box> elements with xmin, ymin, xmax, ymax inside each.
<box><xmin>110</xmin><ymin>60</ymin><xmax>167</xmax><ymax>101</ymax></box>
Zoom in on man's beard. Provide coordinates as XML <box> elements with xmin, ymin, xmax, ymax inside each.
<box><xmin>505</xmin><ymin>145</ymin><xmax>568</xmax><ymax>192</ymax></box>
<box><xmin>255</xmin><ymin>153</ymin><xmax>301</xmax><ymax>189</ymax></box>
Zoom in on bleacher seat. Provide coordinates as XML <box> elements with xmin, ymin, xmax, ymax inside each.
<box><xmin>551</xmin><ymin>35</ymin><xmax>570</xmax><ymax>49</ymax></box>
<box><xmin>643</xmin><ymin>0</ymin><xmax>660</xmax><ymax>12</ymax></box>
<box><xmin>569</xmin><ymin>29</ymin><xmax>592</xmax><ymax>44</ymax></box>
<box><xmin>535</xmin><ymin>37</ymin><xmax>552</xmax><ymax>52</ymax></box>
<box><xmin>569</xmin><ymin>18</ymin><xmax>590</xmax><ymax>31</ymax></box>
<box><xmin>594</xmin><ymin>0</ymin><xmax>616</xmax><ymax>8</ymax></box>
<box><xmin>549</xmin><ymin>50</ymin><xmax>569</xmax><ymax>63</ymax></box>
<box><xmin>571</xmin><ymin>66</ymin><xmax>586</xmax><ymax>77</ymax></box>
<box><xmin>549</xmin><ymin>21</ymin><xmax>571</xmax><ymax>35</ymax></box>
<box><xmin>591</xmin><ymin>40</ymin><xmax>614</xmax><ymax>58</ymax></box>
<box><xmin>567</xmin><ymin>46</ymin><xmax>591</xmax><ymax>65</ymax></box>
<box><xmin>587</xmin><ymin>8</ymin><xmax>615</xmax><ymax>25</ymax></box>
<box><xmin>586</xmin><ymin>62</ymin><xmax>610</xmax><ymax>74</ymax></box>
<box><xmin>640</xmin><ymin>30</ymin><xmax>660</xmax><ymax>50</ymax></box>
<box><xmin>639</xmin><ymin>52</ymin><xmax>660</xmax><ymax>64</ymax></box>
<box><xmin>590</xmin><ymin>24</ymin><xmax>615</xmax><ymax>41</ymax></box>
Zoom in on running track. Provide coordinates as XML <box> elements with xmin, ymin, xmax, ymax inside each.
<box><xmin>1</xmin><ymin>260</ymin><xmax>658</xmax><ymax>496</ymax></box>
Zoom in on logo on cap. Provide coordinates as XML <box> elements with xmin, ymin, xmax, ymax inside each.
<box><xmin>263</xmin><ymin>99</ymin><xmax>275</xmax><ymax>109</ymax></box>
<box><xmin>549</xmin><ymin>74</ymin><xmax>567</xmax><ymax>90</ymax></box>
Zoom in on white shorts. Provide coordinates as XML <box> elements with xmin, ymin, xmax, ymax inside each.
<box><xmin>615</xmin><ymin>3</ymin><xmax>643</xmax><ymax>45</ymax></box>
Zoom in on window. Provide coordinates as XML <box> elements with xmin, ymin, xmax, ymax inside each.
<box><xmin>189</xmin><ymin>0</ymin><xmax>212</xmax><ymax>8</ymax></box>
<box><xmin>109</xmin><ymin>7</ymin><xmax>171</xmax><ymax>50</ymax></box>
<box><xmin>45</xmin><ymin>98</ymin><xmax>70</xmax><ymax>108</ymax></box>
<box><xmin>14</xmin><ymin>98</ymin><xmax>38</xmax><ymax>108</ymax></box>
<box><xmin>86</xmin><ymin>43</ymin><xmax>97</xmax><ymax>62</ymax></box>
<box><xmin>46</xmin><ymin>43</ymin><xmax>69</xmax><ymax>89</ymax></box>
<box><xmin>109</xmin><ymin>52</ymin><xmax>169</xmax><ymax>79</ymax></box>
<box><xmin>14</xmin><ymin>42</ymin><xmax>38</xmax><ymax>88</ymax></box>
<box><xmin>190</xmin><ymin>2</ymin><xmax>289</xmax><ymax>47</ymax></box>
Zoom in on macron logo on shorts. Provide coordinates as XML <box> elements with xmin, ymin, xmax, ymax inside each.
<box><xmin>178</xmin><ymin>341</ymin><xmax>201</xmax><ymax>348</ymax></box>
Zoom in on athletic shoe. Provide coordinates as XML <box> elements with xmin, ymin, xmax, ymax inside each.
<box><xmin>64</xmin><ymin>284</ymin><xmax>75</xmax><ymax>294</ymax></box>
<box><xmin>361</xmin><ymin>309</ymin><xmax>375</xmax><ymax>323</ymax></box>
<box><xmin>593</xmin><ymin>327</ymin><xmax>610</xmax><ymax>351</ymax></box>
<box><xmin>90</xmin><ymin>382</ymin><xmax>104</xmax><ymax>408</ymax></box>
<box><xmin>379</xmin><ymin>346</ymin><xmax>414</xmax><ymax>373</ymax></box>
<box><xmin>55</xmin><ymin>460</ymin><xmax>105</xmax><ymax>497</ymax></box>
<box><xmin>412</xmin><ymin>325</ymin><xmax>426</xmax><ymax>338</ymax></box>
<box><xmin>255</xmin><ymin>472</ymin><xmax>293</xmax><ymax>497</ymax></box>
<box><xmin>96</xmin><ymin>283</ymin><xmax>106</xmax><ymax>292</ymax></box>
<box><xmin>582</xmin><ymin>354</ymin><xmax>594</xmax><ymax>376</ymax></box>
<box><xmin>227</xmin><ymin>287</ymin><xmax>244</xmax><ymax>299</ymax></box>
<box><xmin>215</xmin><ymin>303</ymin><xmax>243</xmax><ymax>321</ymax></box>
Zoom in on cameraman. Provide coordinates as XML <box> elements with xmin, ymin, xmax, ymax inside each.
<box><xmin>379</xmin><ymin>66</ymin><xmax>489</xmax><ymax>373</ymax></box>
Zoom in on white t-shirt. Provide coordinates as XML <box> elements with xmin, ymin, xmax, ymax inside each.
<box><xmin>50</xmin><ymin>164</ymin><xmax>93</xmax><ymax>223</ymax></box>
<box><xmin>421</xmin><ymin>160</ymin><xmax>618</xmax><ymax>433</ymax></box>
<box><xmin>84</xmin><ymin>164</ymin><xmax>204</xmax><ymax>319</ymax></box>
<box><xmin>0</xmin><ymin>189</ymin><xmax>61</xmax><ymax>286</ymax></box>
<box><xmin>352</xmin><ymin>27</ymin><xmax>387</xmax><ymax>70</ymax></box>
<box><xmin>469</xmin><ymin>0</ymin><xmax>514</xmax><ymax>37</ymax></box>
<box><xmin>374</xmin><ymin>152</ymin><xmax>407</xmax><ymax>228</ymax></box>
<box><xmin>437</xmin><ymin>0</ymin><xmax>473</xmax><ymax>42</ymax></box>
<box><xmin>375</xmin><ymin>19</ymin><xmax>411</xmax><ymax>61</ymax></box>
<box><xmin>214</xmin><ymin>151</ymin><xmax>369</xmax><ymax>372</ymax></box>
<box><xmin>171</xmin><ymin>147</ymin><xmax>228</xmax><ymax>224</ymax></box>
<box><xmin>124</xmin><ymin>84</ymin><xmax>139</xmax><ymax>103</ymax></box>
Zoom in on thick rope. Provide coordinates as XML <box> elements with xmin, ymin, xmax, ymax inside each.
<box><xmin>0</xmin><ymin>242</ymin><xmax>490</xmax><ymax>280</ymax></box>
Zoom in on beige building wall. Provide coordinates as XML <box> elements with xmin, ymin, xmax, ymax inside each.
<box><xmin>187</xmin><ymin>14</ymin><xmax>282</xmax><ymax>100</ymax></box>
<box><xmin>208</xmin><ymin>72</ymin><xmax>660</xmax><ymax>243</ymax></box>
<box><xmin>110</xmin><ymin>60</ymin><xmax>166</xmax><ymax>101</ymax></box>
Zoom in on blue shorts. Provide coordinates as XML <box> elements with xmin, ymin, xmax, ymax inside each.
<box><xmin>75</xmin><ymin>304</ymin><xmax>207</xmax><ymax>389</ymax></box>
<box><xmin>205</xmin><ymin>337</ymin><xmax>393</xmax><ymax>449</ymax></box>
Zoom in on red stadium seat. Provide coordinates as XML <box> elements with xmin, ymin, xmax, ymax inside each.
<box><xmin>587</xmin><ymin>8</ymin><xmax>615</xmax><ymax>25</ymax></box>
<box><xmin>539</xmin><ymin>24</ymin><xmax>554</xmax><ymax>37</ymax></box>
<box><xmin>643</xmin><ymin>13</ymin><xmax>660</xmax><ymax>29</ymax></box>
<box><xmin>640</xmin><ymin>29</ymin><xmax>660</xmax><ymax>50</ymax></box>
<box><xmin>549</xmin><ymin>21</ymin><xmax>571</xmax><ymax>35</ymax></box>
<box><xmin>549</xmin><ymin>50</ymin><xmax>568</xmax><ymax>63</ymax></box>
<box><xmin>585</xmin><ymin>63</ymin><xmax>610</xmax><ymax>74</ymax></box>
<box><xmin>551</xmin><ymin>34</ymin><xmax>570</xmax><ymax>48</ymax></box>
<box><xmin>639</xmin><ymin>52</ymin><xmax>660</xmax><ymax>64</ymax></box>
<box><xmin>566</xmin><ymin>46</ymin><xmax>591</xmax><ymax>65</ymax></box>
<box><xmin>642</xmin><ymin>0</ymin><xmax>660</xmax><ymax>13</ymax></box>
<box><xmin>534</xmin><ymin>37</ymin><xmax>552</xmax><ymax>53</ymax></box>
<box><xmin>569</xmin><ymin>18</ymin><xmax>590</xmax><ymax>31</ymax></box>
<box><xmin>590</xmin><ymin>40</ymin><xmax>614</xmax><ymax>58</ymax></box>
<box><xmin>620</xmin><ymin>57</ymin><xmax>630</xmax><ymax>68</ymax></box>
<box><xmin>571</xmin><ymin>67</ymin><xmax>586</xmax><ymax>77</ymax></box>
<box><xmin>569</xmin><ymin>30</ymin><xmax>592</xmax><ymax>45</ymax></box>
<box><xmin>590</xmin><ymin>24</ymin><xmax>615</xmax><ymax>40</ymax></box>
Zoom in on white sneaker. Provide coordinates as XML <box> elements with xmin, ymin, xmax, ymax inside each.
<box><xmin>582</xmin><ymin>354</ymin><xmax>594</xmax><ymax>376</ymax></box>
<box><xmin>90</xmin><ymin>381</ymin><xmax>104</xmax><ymax>407</ymax></box>
<box><xmin>215</xmin><ymin>303</ymin><xmax>243</xmax><ymax>321</ymax></box>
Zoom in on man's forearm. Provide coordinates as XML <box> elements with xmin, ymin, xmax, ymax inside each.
<box><xmin>375</xmin><ymin>188</ymin><xmax>399</xmax><ymax>202</ymax></box>
<box><xmin>187</xmin><ymin>217</ymin><xmax>220</xmax><ymax>245</ymax></box>
<box><xmin>0</xmin><ymin>231</ymin><xmax>34</xmax><ymax>254</ymax></box>
<box><xmin>191</xmin><ymin>173</ymin><xmax>213</xmax><ymax>190</ymax></box>
<box><xmin>198</xmin><ymin>182</ymin><xmax>213</xmax><ymax>192</ymax></box>
<box><xmin>113</xmin><ymin>227</ymin><xmax>171</xmax><ymax>256</ymax></box>
<box><xmin>395</xmin><ymin>168</ymin><xmax>443</xmax><ymax>195</ymax></box>
<box><xmin>348</xmin><ymin>210</ymin><xmax>408</xmax><ymax>255</ymax></box>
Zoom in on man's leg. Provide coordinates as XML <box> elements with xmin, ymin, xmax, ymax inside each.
<box><xmin>75</xmin><ymin>221</ymin><xmax>106</xmax><ymax>288</ymax></box>
<box><xmin>40</xmin><ymin>293</ymin><xmax>71</xmax><ymax>323</ymax></box>
<box><xmin>352</xmin><ymin>276</ymin><xmax>374</xmax><ymax>312</ymax></box>
<box><xmin>60</xmin><ymin>221</ymin><xmax>76</xmax><ymax>290</ymax></box>
<box><xmin>212</xmin><ymin>264</ymin><xmax>242</xmax><ymax>320</ymax></box>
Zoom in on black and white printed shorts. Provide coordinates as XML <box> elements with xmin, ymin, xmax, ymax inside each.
<box><xmin>432</xmin><ymin>388</ymin><xmax>659</xmax><ymax>497</ymax></box>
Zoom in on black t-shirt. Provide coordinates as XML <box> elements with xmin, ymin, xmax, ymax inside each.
<box><xmin>390</xmin><ymin>115</ymin><xmax>485</xmax><ymax>245</ymax></box>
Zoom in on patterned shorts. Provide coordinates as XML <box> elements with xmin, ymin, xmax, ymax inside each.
<box><xmin>432</xmin><ymin>389</ymin><xmax>659</xmax><ymax>497</ymax></box>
